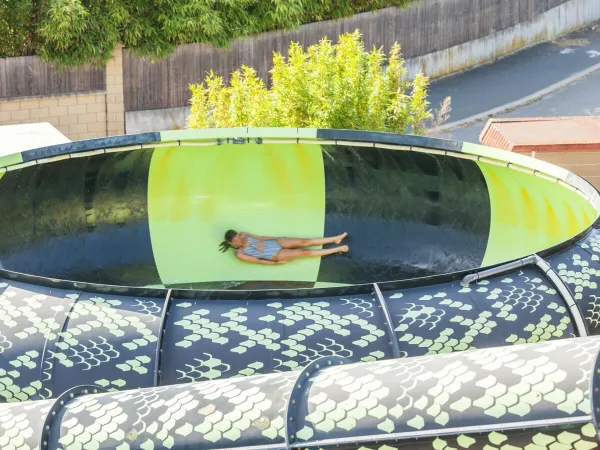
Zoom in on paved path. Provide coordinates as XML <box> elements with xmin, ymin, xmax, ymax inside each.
<box><xmin>427</xmin><ymin>24</ymin><xmax>600</xmax><ymax>138</ymax></box>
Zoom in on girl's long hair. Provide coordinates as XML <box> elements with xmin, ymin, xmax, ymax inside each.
<box><xmin>219</xmin><ymin>229</ymin><xmax>238</xmax><ymax>252</ymax></box>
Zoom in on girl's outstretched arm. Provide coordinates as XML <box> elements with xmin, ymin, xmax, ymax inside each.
<box><xmin>236</xmin><ymin>252</ymin><xmax>283</xmax><ymax>265</ymax></box>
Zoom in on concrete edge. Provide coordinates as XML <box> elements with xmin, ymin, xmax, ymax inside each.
<box><xmin>430</xmin><ymin>61</ymin><xmax>600</xmax><ymax>135</ymax></box>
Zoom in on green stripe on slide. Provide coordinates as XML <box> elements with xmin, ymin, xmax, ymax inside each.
<box><xmin>0</xmin><ymin>152</ymin><xmax>23</xmax><ymax>169</ymax></box>
<box><xmin>148</xmin><ymin>142</ymin><xmax>326</xmax><ymax>286</ymax></box>
<box><xmin>479</xmin><ymin>161</ymin><xmax>596</xmax><ymax>267</ymax></box>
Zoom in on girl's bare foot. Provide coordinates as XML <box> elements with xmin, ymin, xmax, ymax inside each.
<box><xmin>334</xmin><ymin>232</ymin><xmax>348</xmax><ymax>244</ymax></box>
<box><xmin>339</xmin><ymin>245</ymin><xmax>349</xmax><ymax>253</ymax></box>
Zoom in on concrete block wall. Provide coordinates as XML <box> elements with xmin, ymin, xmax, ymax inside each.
<box><xmin>0</xmin><ymin>93</ymin><xmax>108</xmax><ymax>141</ymax></box>
<box><xmin>105</xmin><ymin>47</ymin><xmax>125</xmax><ymax>136</ymax></box>
<box><xmin>0</xmin><ymin>48</ymin><xmax>125</xmax><ymax>141</ymax></box>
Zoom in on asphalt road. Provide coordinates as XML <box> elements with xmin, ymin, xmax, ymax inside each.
<box><xmin>427</xmin><ymin>24</ymin><xmax>600</xmax><ymax>134</ymax></box>
<box><xmin>437</xmin><ymin>69</ymin><xmax>600</xmax><ymax>143</ymax></box>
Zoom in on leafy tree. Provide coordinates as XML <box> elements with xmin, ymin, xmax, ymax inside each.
<box><xmin>0</xmin><ymin>0</ymin><xmax>417</xmax><ymax>67</ymax></box>
<box><xmin>187</xmin><ymin>31</ymin><xmax>438</xmax><ymax>135</ymax></box>
<box><xmin>0</xmin><ymin>0</ymin><xmax>36</xmax><ymax>58</ymax></box>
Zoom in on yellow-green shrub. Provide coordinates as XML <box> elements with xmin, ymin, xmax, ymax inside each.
<box><xmin>187</xmin><ymin>31</ymin><xmax>434</xmax><ymax>134</ymax></box>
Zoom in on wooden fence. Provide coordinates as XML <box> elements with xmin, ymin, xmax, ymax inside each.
<box><xmin>0</xmin><ymin>56</ymin><xmax>105</xmax><ymax>99</ymax></box>
<box><xmin>122</xmin><ymin>0</ymin><xmax>570</xmax><ymax>112</ymax></box>
<box><xmin>0</xmin><ymin>0</ymin><xmax>575</xmax><ymax>110</ymax></box>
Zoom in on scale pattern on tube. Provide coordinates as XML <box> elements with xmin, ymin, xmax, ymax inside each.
<box><xmin>0</xmin><ymin>400</ymin><xmax>47</xmax><ymax>449</ymax></box>
<box><xmin>384</xmin><ymin>267</ymin><xmax>575</xmax><ymax>356</ymax></box>
<box><xmin>549</xmin><ymin>228</ymin><xmax>600</xmax><ymax>335</ymax></box>
<box><xmin>160</xmin><ymin>294</ymin><xmax>392</xmax><ymax>385</ymax></box>
<box><xmin>0</xmin><ymin>279</ymin><xmax>163</xmax><ymax>403</ymax></box>
<box><xmin>0</xmin><ymin>264</ymin><xmax>585</xmax><ymax>403</ymax></box>
<box><xmin>59</xmin><ymin>371</ymin><xmax>296</xmax><ymax>449</ymax></box>
<box><xmin>292</xmin><ymin>338</ymin><xmax>598</xmax><ymax>444</ymax></box>
<box><xmin>0</xmin><ymin>281</ymin><xmax>73</xmax><ymax>402</ymax></box>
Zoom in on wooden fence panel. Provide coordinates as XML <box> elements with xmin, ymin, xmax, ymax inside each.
<box><xmin>0</xmin><ymin>56</ymin><xmax>105</xmax><ymax>99</ymax></box>
<box><xmin>122</xmin><ymin>0</ymin><xmax>570</xmax><ymax>111</ymax></box>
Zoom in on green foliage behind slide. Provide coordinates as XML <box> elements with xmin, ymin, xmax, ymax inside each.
<box><xmin>0</xmin><ymin>0</ymin><xmax>417</xmax><ymax>67</ymax></box>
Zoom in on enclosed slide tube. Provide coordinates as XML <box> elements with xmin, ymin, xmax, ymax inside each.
<box><xmin>1</xmin><ymin>336</ymin><xmax>600</xmax><ymax>449</ymax></box>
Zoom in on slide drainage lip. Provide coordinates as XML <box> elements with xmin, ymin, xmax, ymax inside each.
<box><xmin>0</xmin><ymin>127</ymin><xmax>597</xmax><ymax>298</ymax></box>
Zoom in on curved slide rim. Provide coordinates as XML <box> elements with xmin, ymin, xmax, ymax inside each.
<box><xmin>0</xmin><ymin>127</ymin><xmax>598</xmax><ymax>300</ymax></box>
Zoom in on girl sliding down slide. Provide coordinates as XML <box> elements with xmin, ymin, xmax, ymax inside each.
<box><xmin>219</xmin><ymin>230</ymin><xmax>349</xmax><ymax>265</ymax></box>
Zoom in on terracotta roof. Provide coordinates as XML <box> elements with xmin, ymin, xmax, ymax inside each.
<box><xmin>479</xmin><ymin>117</ymin><xmax>600</xmax><ymax>152</ymax></box>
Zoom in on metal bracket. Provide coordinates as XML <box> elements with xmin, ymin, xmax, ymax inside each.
<box><xmin>39</xmin><ymin>292</ymin><xmax>78</xmax><ymax>401</ymax></box>
<box><xmin>373</xmin><ymin>283</ymin><xmax>402</xmax><ymax>358</ymax></box>
<box><xmin>461</xmin><ymin>255</ymin><xmax>537</xmax><ymax>287</ymax></box>
<box><xmin>285</xmin><ymin>356</ymin><xmax>347</xmax><ymax>448</ymax></box>
<box><xmin>154</xmin><ymin>289</ymin><xmax>173</xmax><ymax>386</ymax></box>
<box><xmin>462</xmin><ymin>253</ymin><xmax>587</xmax><ymax>336</ymax></box>
<box><xmin>40</xmin><ymin>384</ymin><xmax>106</xmax><ymax>449</ymax></box>
<box><xmin>534</xmin><ymin>255</ymin><xmax>588</xmax><ymax>337</ymax></box>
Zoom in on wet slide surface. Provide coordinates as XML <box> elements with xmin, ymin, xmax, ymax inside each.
<box><xmin>0</xmin><ymin>142</ymin><xmax>594</xmax><ymax>288</ymax></box>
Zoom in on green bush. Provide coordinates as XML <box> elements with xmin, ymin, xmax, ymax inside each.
<box><xmin>187</xmin><ymin>31</ymin><xmax>435</xmax><ymax>135</ymax></box>
<box><xmin>0</xmin><ymin>0</ymin><xmax>417</xmax><ymax>67</ymax></box>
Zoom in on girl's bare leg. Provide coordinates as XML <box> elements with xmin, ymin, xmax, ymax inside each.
<box><xmin>273</xmin><ymin>245</ymin><xmax>349</xmax><ymax>262</ymax></box>
<box><xmin>277</xmin><ymin>232</ymin><xmax>347</xmax><ymax>249</ymax></box>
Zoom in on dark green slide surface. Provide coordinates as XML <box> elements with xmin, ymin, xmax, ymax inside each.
<box><xmin>0</xmin><ymin>142</ymin><xmax>594</xmax><ymax>288</ymax></box>
<box><xmin>0</xmin><ymin>150</ymin><xmax>160</xmax><ymax>285</ymax></box>
<box><xmin>318</xmin><ymin>145</ymin><xmax>491</xmax><ymax>284</ymax></box>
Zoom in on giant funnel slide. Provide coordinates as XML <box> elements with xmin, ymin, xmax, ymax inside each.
<box><xmin>1</xmin><ymin>129</ymin><xmax>600</xmax><ymax>448</ymax></box>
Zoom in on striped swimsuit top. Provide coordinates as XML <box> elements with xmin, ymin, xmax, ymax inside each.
<box><xmin>242</xmin><ymin>236</ymin><xmax>282</xmax><ymax>261</ymax></box>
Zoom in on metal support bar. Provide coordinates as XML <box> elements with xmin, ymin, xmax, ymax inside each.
<box><xmin>38</xmin><ymin>292</ymin><xmax>78</xmax><ymax>401</ymax></box>
<box><xmin>40</xmin><ymin>384</ymin><xmax>106</xmax><ymax>449</ymax></box>
<box><xmin>373</xmin><ymin>283</ymin><xmax>402</xmax><ymax>358</ymax></box>
<box><xmin>285</xmin><ymin>356</ymin><xmax>347</xmax><ymax>448</ymax></box>
<box><xmin>534</xmin><ymin>255</ymin><xmax>588</xmax><ymax>337</ymax></box>
<box><xmin>591</xmin><ymin>348</ymin><xmax>600</xmax><ymax>441</ymax></box>
<box><xmin>461</xmin><ymin>255</ymin><xmax>537</xmax><ymax>286</ymax></box>
<box><xmin>154</xmin><ymin>289</ymin><xmax>173</xmax><ymax>386</ymax></box>
<box><xmin>290</xmin><ymin>416</ymin><xmax>592</xmax><ymax>449</ymax></box>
